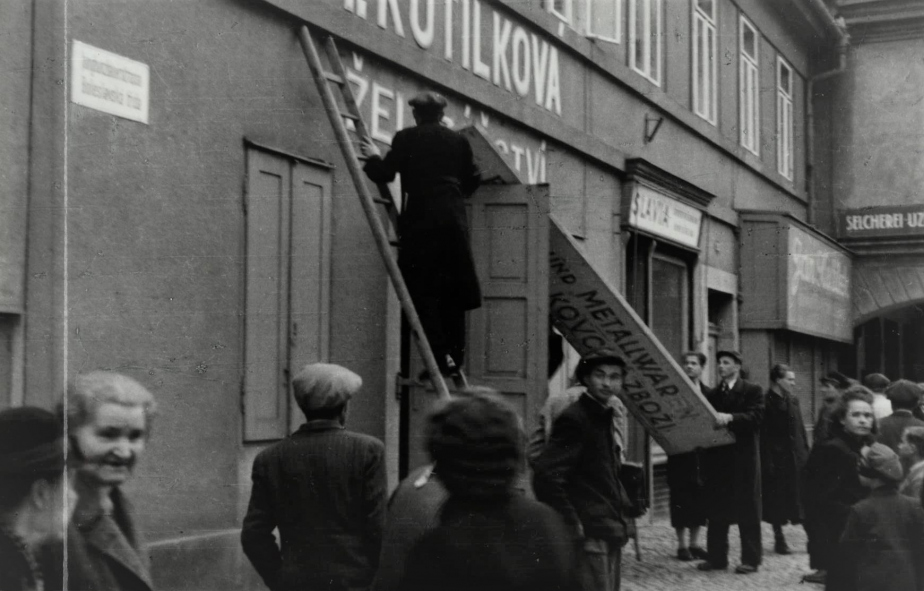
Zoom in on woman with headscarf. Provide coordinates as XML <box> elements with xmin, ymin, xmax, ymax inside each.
<box><xmin>0</xmin><ymin>407</ymin><xmax>74</xmax><ymax>591</ymax></box>
<box><xmin>397</xmin><ymin>391</ymin><xmax>575</xmax><ymax>591</ymax></box>
<box><xmin>802</xmin><ymin>385</ymin><xmax>876</xmax><ymax>585</ymax></box>
<box><xmin>53</xmin><ymin>371</ymin><xmax>158</xmax><ymax>591</ymax></box>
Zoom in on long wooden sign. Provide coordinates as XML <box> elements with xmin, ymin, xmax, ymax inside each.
<box><xmin>549</xmin><ymin>217</ymin><xmax>734</xmax><ymax>454</ymax></box>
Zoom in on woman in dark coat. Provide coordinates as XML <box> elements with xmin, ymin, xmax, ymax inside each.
<box><xmin>802</xmin><ymin>385</ymin><xmax>876</xmax><ymax>585</ymax></box>
<box><xmin>362</xmin><ymin>91</ymin><xmax>481</xmax><ymax>377</ymax></box>
<box><xmin>397</xmin><ymin>391</ymin><xmax>575</xmax><ymax>591</ymax></box>
<box><xmin>49</xmin><ymin>372</ymin><xmax>158</xmax><ymax>591</ymax></box>
<box><xmin>761</xmin><ymin>364</ymin><xmax>809</xmax><ymax>554</ymax></box>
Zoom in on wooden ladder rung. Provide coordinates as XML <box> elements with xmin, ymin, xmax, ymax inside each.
<box><xmin>323</xmin><ymin>71</ymin><xmax>345</xmax><ymax>85</ymax></box>
<box><xmin>340</xmin><ymin>112</ymin><xmax>361</xmax><ymax>122</ymax></box>
<box><xmin>373</xmin><ymin>197</ymin><xmax>394</xmax><ymax>207</ymax></box>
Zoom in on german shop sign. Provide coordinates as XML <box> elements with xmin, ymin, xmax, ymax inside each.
<box><xmin>839</xmin><ymin>205</ymin><xmax>924</xmax><ymax>239</ymax></box>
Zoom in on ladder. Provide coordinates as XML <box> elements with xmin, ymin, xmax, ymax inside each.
<box><xmin>297</xmin><ymin>25</ymin><xmax>466</xmax><ymax>400</ymax></box>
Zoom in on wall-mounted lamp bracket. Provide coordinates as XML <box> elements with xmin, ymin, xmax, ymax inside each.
<box><xmin>644</xmin><ymin>114</ymin><xmax>665</xmax><ymax>144</ymax></box>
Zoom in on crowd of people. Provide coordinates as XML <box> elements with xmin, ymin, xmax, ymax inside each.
<box><xmin>3</xmin><ymin>355</ymin><xmax>924</xmax><ymax>591</ymax></box>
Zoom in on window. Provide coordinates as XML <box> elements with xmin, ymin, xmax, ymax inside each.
<box><xmin>244</xmin><ymin>147</ymin><xmax>332</xmax><ymax>441</ymax></box>
<box><xmin>629</xmin><ymin>0</ymin><xmax>662</xmax><ymax>85</ymax></box>
<box><xmin>692</xmin><ymin>0</ymin><xmax>717</xmax><ymax>124</ymax></box>
<box><xmin>739</xmin><ymin>16</ymin><xmax>760</xmax><ymax>155</ymax></box>
<box><xmin>777</xmin><ymin>57</ymin><xmax>794</xmax><ymax>179</ymax></box>
<box><xmin>546</xmin><ymin>0</ymin><xmax>573</xmax><ymax>24</ymax></box>
<box><xmin>587</xmin><ymin>0</ymin><xmax>621</xmax><ymax>43</ymax></box>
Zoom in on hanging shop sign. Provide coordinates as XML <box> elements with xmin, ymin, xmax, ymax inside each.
<box><xmin>740</xmin><ymin>212</ymin><xmax>852</xmax><ymax>343</ymax></box>
<box><xmin>71</xmin><ymin>41</ymin><xmax>150</xmax><ymax>124</ymax></box>
<box><xmin>627</xmin><ymin>185</ymin><xmax>704</xmax><ymax>249</ymax></box>
<box><xmin>839</xmin><ymin>205</ymin><xmax>924</xmax><ymax>239</ymax></box>
<box><xmin>549</xmin><ymin>217</ymin><xmax>734</xmax><ymax>455</ymax></box>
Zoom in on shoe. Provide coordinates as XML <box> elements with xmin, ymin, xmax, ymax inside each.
<box><xmin>775</xmin><ymin>539</ymin><xmax>790</xmax><ymax>555</ymax></box>
<box><xmin>696</xmin><ymin>561</ymin><xmax>727</xmax><ymax>571</ymax></box>
<box><xmin>802</xmin><ymin>570</ymin><xmax>826</xmax><ymax>584</ymax></box>
<box><xmin>689</xmin><ymin>546</ymin><xmax>708</xmax><ymax>560</ymax></box>
<box><xmin>676</xmin><ymin>548</ymin><xmax>692</xmax><ymax>561</ymax></box>
<box><xmin>735</xmin><ymin>564</ymin><xmax>758</xmax><ymax>574</ymax></box>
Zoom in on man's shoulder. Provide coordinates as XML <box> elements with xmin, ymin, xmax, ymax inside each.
<box><xmin>341</xmin><ymin>429</ymin><xmax>386</xmax><ymax>452</ymax></box>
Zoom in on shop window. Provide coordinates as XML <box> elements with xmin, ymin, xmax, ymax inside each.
<box><xmin>692</xmin><ymin>0</ymin><xmax>717</xmax><ymax>125</ymax></box>
<box><xmin>739</xmin><ymin>15</ymin><xmax>760</xmax><ymax>155</ymax></box>
<box><xmin>776</xmin><ymin>57</ymin><xmax>794</xmax><ymax>180</ymax></box>
<box><xmin>629</xmin><ymin>0</ymin><xmax>662</xmax><ymax>86</ymax></box>
<box><xmin>587</xmin><ymin>0</ymin><xmax>621</xmax><ymax>43</ymax></box>
<box><xmin>243</xmin><ymin>147</ymin><xmax>332</xmax><ymax>441</ymax></box>
<box><xmin>546</xmin><ymin>0</ymin><xmax>574</xmax><ymax>25</ymax></box>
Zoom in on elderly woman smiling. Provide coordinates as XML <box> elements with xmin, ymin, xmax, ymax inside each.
<box><xmin>61</xmin><ymin>371</ymin><xmax>158</xmax><ymax>591</ymax></box>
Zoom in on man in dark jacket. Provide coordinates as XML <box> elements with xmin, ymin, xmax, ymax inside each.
<box><xmin>362</xmin><ymin>91</ymin><xmax>481</xmax><ymax>378</ymax></box>
<box><xmin>814</xmin><ymin>372</ymin><xmax>851</xmax><ymax>444</ymax></box>
<box><xmin>533</xmin><ymin>349</ymin><xmax>631</xmax><ymax>591</ymax></box>
<box><xmin>241</xmin><ymin>363</ymin><xmax>387</xmax><ymax>591</ymax></box>
<box><xmin>877</xmin><ymin>380</ymin><xmax>924</xmax><ymax>458</ymax></box>
<box><xmin>761</xmin><ymin>363</ymin><xmax>809</xmax><ymax>555</ymax></box>
<box><xmin>698</xmin><ymin>350</ymin><xmax>765</xmax><ymax>575</ymax></box>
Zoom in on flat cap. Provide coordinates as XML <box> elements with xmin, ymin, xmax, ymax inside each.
<box><xmin>716</xmin><ymin>350</ymin><xmax>743</xmax><ymax>364</ymax></box>
<box><xmin>0</xmin><ymin>407</ymin><xmax>66</xmax><ymax>475</ymax></box>
<box><xmin>886</xmin><ymin>379</ymin><xmax>923</xmax><ymax>408</ymax></box>
<box><xmin>408</xmin><ymin>91</ymin><xmax>447</xmax><ymax>110</ymax></box>
<box><xmin>576</xmin><ymin>348</ymin><xmax>626</xmax><ymax>383</ymax></box>
<box><xmin>859</xmin><ymin>442</ymin><xmax>903</xmax><ymax>483</ymax></box>
<box><xmin>862</xmin><ymin>373</ymin><xmax>890</xmax><ymax>392</ymax></box>
<box><xmin>292</xmin><ymin>363</ymin><xmax>362</xmax><ymax>413</ymax></box>
<box><xmin>820</xmin><ymin>371</ymin><xmax>851</xmax><ymax>390</ymax></box>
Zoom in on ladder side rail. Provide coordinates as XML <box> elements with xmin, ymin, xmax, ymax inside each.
<box><xmin>297</xmin><ymin>26</ymin><xmax>450</xmax><ymax>400</ymax></box>
<box><xmin>322</xmin><ymin>36</ymin><xmax>400</xmax><ymax>231</ymax></box>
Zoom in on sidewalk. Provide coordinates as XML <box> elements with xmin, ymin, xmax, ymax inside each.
<box><xmin>624</xmin><ymin>520</ymin><xmax>816</xmax><ymax>591</ymax></box>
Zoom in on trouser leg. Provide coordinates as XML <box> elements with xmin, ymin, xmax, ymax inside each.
<box><xmin>706</xmin><ymin>519</ymin><xmax>730</xmax><ymax>566</ymax></box>
<box><xmin>441</xmin><ymin>302</ymin><xmax>466</xmax><ymax>368</ymax></box>
<box><xmin>578</xmin><ymin>539</ymin><xmax>622</xmax><ymax>591</ymax></box>
<box><xmin>739</xmin><ymin>519</ymin><xmax>763</xmax><ymax>566</ymax></box>
<box><xmin>408</xmin><ymin>290</ymin><xmax>452</xmax><ymax>373</ymax></box>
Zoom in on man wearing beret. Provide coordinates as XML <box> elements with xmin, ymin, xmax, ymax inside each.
<box><xmin>361</xmin><ymin>91</ymin><xmax>481</xmax><ymax>380</ymax></box>
<box><xmin>698</xmin><ymin>350</ymin><xmax>765</xmax><ymax>575</ymax></box>
<box><xmin>242</xmin><ymin>363</ymin><xmax>387</xmax><ymax>591</ymax></box>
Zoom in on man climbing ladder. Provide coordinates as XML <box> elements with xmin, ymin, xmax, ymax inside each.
<box><xmin>361</xmin><ymin>92</ymin><xmax>482</xmax><ymax>380</ymax></box>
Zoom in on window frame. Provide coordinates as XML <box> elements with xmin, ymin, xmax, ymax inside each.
<box><xmin>586</xmin><ymin>0</ymin><xmax>622</xmax><ymax>44</ymax></box>
<box><xmin>691</xmin><ymin>0</ymin><xmax>718</xmax><ymax>125</ymax></box>
<box><xmin>546</xmin><ymin>0</ymin><xmax>574</xmax><ymax>25</ymax></box>
<box><xmin>739</xmin><ymin>15</ymin><xmax>760</xmax><ymax>156</ymax></box>
<box><xmin>776</xmin><ymin>56</ymin><xmax>794</xmax><ymax>180</ymax></box>
<box><xmin>628</xmin><ymin>0</ymin><xmax>663</xmax><ymax>86</ymax></box>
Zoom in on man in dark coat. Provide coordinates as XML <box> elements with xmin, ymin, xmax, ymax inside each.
<box><xmin>241</xmin><ymin>363</ymin><xmax>387</xmax><ymax>591</ymax></box>
<box><xmin>666</xmin><ymin>351</ymin><xmax>710</xmax><ymax>561</ymax></box>
<box><xmin>362</xmin><ymin>91</ymin><xmax>481</xmax><ymax>377</ymax></box>
<box><xmin>533</xmin><ymin>349</ymin><xmax>631</xmax><ymax>591</ymax></box>
<box><xmin>761</xmin><ymin>363</ymin><xmax>809</xmax><ymax>555</ymax></box>
<box><xmin>814</xmin><ymin>372</ymin><xmax>851</xmax><ymax>444</ymax></box>
<box><xmin>877</xmin><ymin>380</ymin><xmax>924</xmax><ymax>458</ymax></box>
<box><xmin>697</xmin><ymin>350</ymin><xmax>765</xmax><ymax>575</ymax></box>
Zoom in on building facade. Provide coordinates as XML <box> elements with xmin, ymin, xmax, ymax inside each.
<box><xmin>1</xmin><ymin>0</ymin><xmax>848</xmax><ymax>587</ymax></box>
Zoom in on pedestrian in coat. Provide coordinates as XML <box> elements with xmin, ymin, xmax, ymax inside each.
<box><xmin>397</xmin><ymin>391</ymin><xmax>575</xmax><ymax>591</ymax></box>
<box><xmin>802</xmin><ymin>386</ymin><xmax>876</xmax><ymax>586</ymax></box>
<box><xmin>862</xmin><ymin>373</ymin><xmax>892</xmax><ymax>420</ymax></box>
<box><xmin>0</xmin><ymin>408</ymin><xmax>74</xmax><ymax>591</ymax></box>
<box><xmin>46</xmin><ymin>372</ymin><xmax>158</xmax><ymax>591</ymax></box>
<box><xmin>532</xmin><ymin>349</ymin><xmax>632</xmax><ymax>591</ymax></box>
<box><xmin>666</xmin><ymin>351</ymin><xmax>709</xmax><ymax>561</ymax></box>
<box><xmin>814</xmin><ymin>372</ymin><xmax>851</xmax><ymax>444</ymax></box>
<box><xmin>241</xmin><ymin>364</ymin><xmax>386</xmax><ymax>591</ymax></box>
<box><xmin>761</xmin><ymin>363</ymin><xmax>810</xmax><ymax>555</ymax></box>
<box><xmin>827</xmin><ymin>443</ymin><xmax>924</xmax><ymax>591</ymax></box>
<box><xmin>697</xmin><ymin>350</ymin><xmax>765</xmax><ymax>575</ymax></box>
<box><xmin>898</xmin><ymin>426</ymin><xmax>924</xmax><ymax>500</ymax></box>
<box><xmin>876</xmin><ymin>380</ymin><xmax>924</xmax><ymax>462</ymax></box>
<box><xmin>361</xmin><ymin>91</ymin><xmax>481</xmax><ymax>378</ymax></box>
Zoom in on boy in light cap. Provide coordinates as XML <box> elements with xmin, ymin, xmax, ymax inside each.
<box><xmin>827</xmin><ymin>443</ymin><xmax>924</xmax><ymax>591</ymax></box>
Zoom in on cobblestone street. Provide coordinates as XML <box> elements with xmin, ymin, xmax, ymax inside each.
<box><xmin>624</xmin><ymin>521</ymin><xmax>813</xmax><ymax>591</ymax></box>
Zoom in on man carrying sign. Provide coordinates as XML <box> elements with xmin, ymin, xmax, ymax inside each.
<box><xmin>697</xmin><ymin>350</ymin><xmax>765</xmax><ymax>575</ymax></box>
<box><xmin>532</xmin><ymin>349</ymin><xmax>632</xmax><ymax>591</ymax></box>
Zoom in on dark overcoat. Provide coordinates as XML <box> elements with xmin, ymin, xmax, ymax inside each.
<box><xmin>702</xmin><ymin>378</ymin><xmax>764</xmax><ymax>524</ymax></box>
<box><xmin>666</xmin><ymin>382</ymin><xmax>710</xmax><ymax>529</ymax></box>
<box><xmin>363</xmin><ymin>122</ymin><xmax>481</xmax><ymax>310</ymax></box>
<box><xmin>241</xmin><ymin>420</ymin><xmax>387</xmax><ymax>591</ymax></box>
<box><xmin>876</xmin><ymin>410</ymin><xmax>924</xmax><ymax>454</ymax></box>
<box><xmin>827</xmin><ymin>487</ymin><xmax>924</xmax><ymax>591</ymax></box>
<box><xmin>42</xmin><ymin>489</ymin><xmax>154</xmax><ymax>591</ymax></box>
<box><xmin>803</xmin><ymin>431</ymin><xmax>870</xmax><ymax>571</ymax></box>
<box><xmin>396</xmin><ymin>494</ymin><xmax>575</xmax><ymax>591</ymax></box>
<box><xmin>760</xmin><ymin>388</ymin><xmax>809</xmax><ymax>524</ymax></box>
<box><xmin>0</xmin><ymin>527</ymin><xmax>42</xmax><ymax>591</ymax></box>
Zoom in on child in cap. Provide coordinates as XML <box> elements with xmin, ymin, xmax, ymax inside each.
<box><xmin>826</xmin><ymin>443</ymin><xmax>924</xmax><ymax>591</ymax></box>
